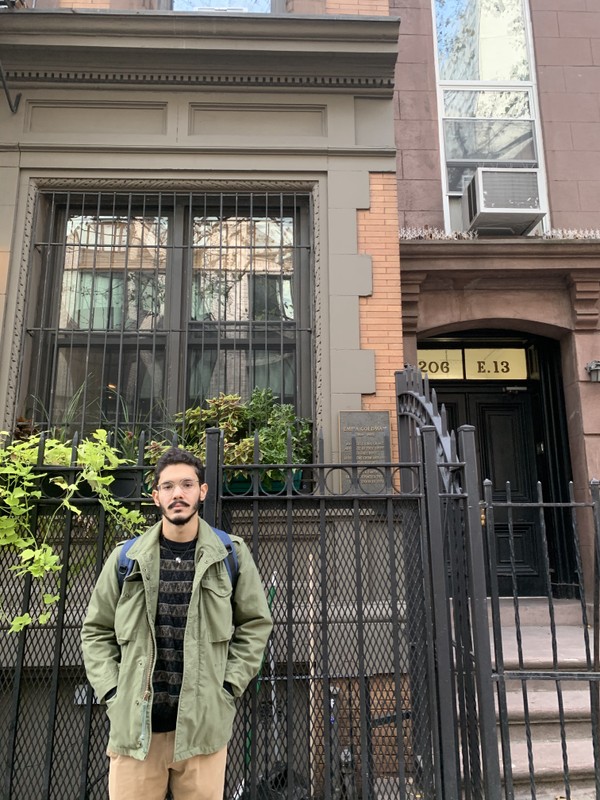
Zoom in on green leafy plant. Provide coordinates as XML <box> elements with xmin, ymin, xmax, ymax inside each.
<box><xmin>145</xmin><ymin>388</ymin><xmax>313</xmax><ymax>485</ymax></box>
<box><xmin>0</xmin><ymin>429</ymin><xmax>145</xmax><ymax>632</ymax></box>
<box><xmin>28</xmin><ymin>381</ymin><xmax>91</xmax><ymax>442</ymax></box>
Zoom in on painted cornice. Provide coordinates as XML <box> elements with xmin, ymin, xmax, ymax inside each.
<box><xmin>0</xmin><ymin>11</ymin><xmax>400</xmax><ymax>91</ymax></box>
<box><xmin>400</xmin><ymin>238</ymin><xmax>600</xmax><ymax>273</ymax></box>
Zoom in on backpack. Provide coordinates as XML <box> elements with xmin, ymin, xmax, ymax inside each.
<box><xmin>116</xmin><ymin>527</ymin><xmax>239</xmax><ymax>592</ymax></box>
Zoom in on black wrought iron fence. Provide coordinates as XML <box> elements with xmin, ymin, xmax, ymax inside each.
<box><xmin>0</xmin><ymin>432</ymin><xmax>444</xmax><ymax>800</ymax></box>
<box><xmin>3</xmin><ymin>366</ymin><xmax>599</xmax><ymax>800</ymax></box>
<box><xmin>483</xmin><ymin>479</ymin><xmax>600</xmax><ymax>799</ymax></box>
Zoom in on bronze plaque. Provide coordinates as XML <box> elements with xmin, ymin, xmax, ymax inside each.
<box><xmin>339</xmin><ymin>411</ymin><xmax>391</xmax><ymax>494</ymax></box>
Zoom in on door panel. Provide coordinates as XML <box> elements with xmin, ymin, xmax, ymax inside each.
<box><xmin>476</xmin><ymin>400</ymin><xmax>534</xmax><ymax>500</ymax></box>
<box><xmin>437</xmin><ymin>388</ymin><xmax>545</xmax><ymax>596</ymax></box>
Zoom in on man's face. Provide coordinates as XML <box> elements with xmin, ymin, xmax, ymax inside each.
<box><xmin>152</xmin><ymin>463</ymin><xmax>208</xmax><ymax>527</ymax></box>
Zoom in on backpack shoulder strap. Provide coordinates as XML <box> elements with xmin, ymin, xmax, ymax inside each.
<box><xmin>212</xmin><ymin>527</ymin><xmax>239</xmax><ymax>591</ymax></box>
<box><xmin>116</xmin><ymin>537</ymin><xmax>138</xmax><ymax>590</ymax></box>
<box><xmin>116</xmin><ymin>530</ymin><xmax>239</xmax><ymax>592</ymax></box>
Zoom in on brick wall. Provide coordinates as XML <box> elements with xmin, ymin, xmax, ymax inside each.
<box><xmin>358</xmin><ymin>173</ymin><xmax>403</xmax><ymax>459</ymax></box>
<box><xmin>307</xmin><ymin>674</ymin><xmax>413</xmax><ymax>796</ymax></box>
<box><xmin>531</xmin><ymin>0</ymin><xmax>600</xmax><ymax>229</ymax></box>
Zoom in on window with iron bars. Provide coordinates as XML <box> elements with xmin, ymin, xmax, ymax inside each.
<box><xmin>22</xmin><ymin>190</ymin><xmax>313</xmax><ymax>436</ymax></box>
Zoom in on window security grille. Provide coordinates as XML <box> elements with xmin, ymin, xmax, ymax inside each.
<box><xmin>23</xmin><ymin>190</ymin><xmax>312</xmax><ymax>437</ymax></box>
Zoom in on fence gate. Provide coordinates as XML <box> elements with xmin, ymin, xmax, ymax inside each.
<box><xmin>204</xmin><ymin>422</ymin><xmax>440</xmax><ymax>800</ymax></box>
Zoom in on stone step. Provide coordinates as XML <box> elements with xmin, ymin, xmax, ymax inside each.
<box><xmin>510</xmin><ymin>780</ymin><xmax>598</xmax><ymax>800</ymax></box>
<box><xmin>489</xmin><ymin>597</ymin><xmax>587</xmax><ymax>628</ymax></box>
<box><xmin>493</xmin><ymin>625</ymin><xmax>595</xmax><ymax>672</ymax></box>
<box><xmin>502</xmin><ymin>676</ymin><xmax>592</xmax><ymax>693</ymax></box>
<box><xmin>500</xmin><ymin>688</ymin><xmax>592</xmax><ymax>720</ymax></box>
<box><xmin>500</xmin><ymin>687</ymin><xmax>593</xmax><ymax>744</ymax></box>
<box><xmin>505</xmin><ymin>719</ymin><xmax>592</xmax><ymax>744</ymax></box>
<box><xmin>492</xmin><ymin>619</ymin><xmax>598</xmax><ymax>790</ymax></box>
<box><xmin>502</xmin><ymin>738</ymin><xmax>596</xmax><ymax>785</ymax></box>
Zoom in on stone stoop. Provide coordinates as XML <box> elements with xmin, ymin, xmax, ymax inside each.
<box><xmin>492</xmin><ymin>599</ymin><xmax>599</xmax><ymax>798</ymax></box>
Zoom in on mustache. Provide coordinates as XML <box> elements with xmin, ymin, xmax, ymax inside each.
<box><xmin>168</xmin><ymin>500</ymin><xmax>190</xmax><ymax>510</ymax></box>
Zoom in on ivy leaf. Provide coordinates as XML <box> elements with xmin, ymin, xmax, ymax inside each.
<box><xmin>9</xmin><ymin>614</ymin><xmax>33</xmax><ymax>633</ymax></box>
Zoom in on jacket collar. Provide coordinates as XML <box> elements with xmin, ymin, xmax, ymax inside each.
<box><xmin>126</xmin><ymin>517</ymin><xmax>226</xmax><ymax>564</ymax></box>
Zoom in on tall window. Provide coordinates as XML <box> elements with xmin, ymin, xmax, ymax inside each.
<box><xmin>172</xmin><ymin>0</ymin><xmax>271</xmax><ymax>10</ymax></box>
<box><xmin>433</xmin><ymin>0</ymin><xmax>543</xmax><ymax>229</ymax></box>
<box><xmin>23</xmin><ymin>191</ymin><xmax>312</xmax><ymax>434</ymax></box>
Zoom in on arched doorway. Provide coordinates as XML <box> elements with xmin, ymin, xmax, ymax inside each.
<box><xmin>418</xmin><ymin>329</ymin><xmax>576</xmax><ymax>597</ymax></box>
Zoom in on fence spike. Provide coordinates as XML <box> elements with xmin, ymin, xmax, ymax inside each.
<box><xmin>71</xmin><ymin>431</ymin><xmax>79</xmax><ymax>466</ymax></box>
<box><xmin>137</xmin><ymin>430</ymin><xmax>146</xmax><ymax>466</ymax></box>
<box><xmin>37</xmin><ymin>430</ymin><xmax>47</xmax><ymax>467</ymax></box>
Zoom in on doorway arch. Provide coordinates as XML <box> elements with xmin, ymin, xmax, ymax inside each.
<box><xmin>418</xmin><ymin>329</ymin><xmax>576</xmax><ymax>597</ymax></box>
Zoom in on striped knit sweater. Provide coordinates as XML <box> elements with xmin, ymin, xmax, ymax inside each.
<box><xmin>151</xmin><ymin>535</ymin><xmax>197</xmax><ymax>733</ymax></box>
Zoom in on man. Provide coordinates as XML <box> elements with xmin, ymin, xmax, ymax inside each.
<box><xmin>81</xmin><ymin>447</ymin><xmax>273</xmax><ymax>800</ymax></box>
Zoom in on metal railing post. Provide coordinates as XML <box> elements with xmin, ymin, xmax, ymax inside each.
<box><xmin>457</xmin><ymin>425</ymin><xmax>502</xmax><ymax>800</ymax></box>
<box><xmin>421</xmin><ymin>425</ymin><xmax>460</xmax><ymax>800</ymax></box>
<box><xmin>203</xmin><ymin>427</ymin><xmax>221</xmax><ymax>528</ymax></box>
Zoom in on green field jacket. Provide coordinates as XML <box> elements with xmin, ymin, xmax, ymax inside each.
<box><xmin>81</xmin><ymin>518</ymin><xmax>273</xmax><ymax>762</ymax></box>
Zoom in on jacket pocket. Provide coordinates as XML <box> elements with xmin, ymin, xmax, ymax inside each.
<box><xmin>114</xmin><ymin>581</ymin><xmax>146</xmax><ymax>645</ymax></box>
<box><xmin>106</xmin><ymin>655</ymin><xmax>149</xmax><ymax>753</ymax></box>
<box><xmin>201</xmin><ymin>573</ymin><xmax>233</xmax><ymax>642</ymax></box>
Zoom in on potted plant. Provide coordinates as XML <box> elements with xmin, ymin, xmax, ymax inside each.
<box><xmin>145</xmin><ymin>388</ymin><xmax>312</xmax><ymax>493</ymax></box>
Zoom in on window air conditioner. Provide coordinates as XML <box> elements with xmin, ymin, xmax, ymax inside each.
<box><xmin>461</xmin><ymin>168</ymin><xmax>546</xmax><ymax>236</ymax></box>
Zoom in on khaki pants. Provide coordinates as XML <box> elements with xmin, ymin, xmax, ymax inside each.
<box><xmin>108</xmin><ymin>733</ymin><xmax>227</xmax><ymax>800</ymax></box>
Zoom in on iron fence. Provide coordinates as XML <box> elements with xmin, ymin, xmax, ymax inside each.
<box><xmin>483</xmin><ymin>478</ymin><xmax>600</xmax><ymax>800</ymax></box>
<box><xmin>0</xmin><ymin>433</ymin><xmax>444</xmax><ymax>800</ymax></box>
<box><xmin>1</xmin><ymin>366</ymin><xmax>600</xmax><ymax>799</ymax></box>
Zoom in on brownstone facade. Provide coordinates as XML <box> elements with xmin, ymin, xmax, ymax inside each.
<box><xmin>392</xmin><ymin>0</ymin><xmax>600</xmax><ymax>599</ymax></box>
<box><xmin>531</xmin><ymin>0</ymin><xmax>600</xmax><ymax>229</ymax></box>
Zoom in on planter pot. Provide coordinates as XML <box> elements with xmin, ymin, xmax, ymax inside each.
<box><xmin>110</xmin><ymin>470</ymin><xmax>143</xmax><ymax>499</ymax></box>
<box><xmin>40</xmin><ymin>474</ymin><xmax>67</xmax><ymax>499</ymax></box>
<box><xmin>224</xmin><ymin>469</ymin><xmax>302</xmax><ymax>495</ymax></box>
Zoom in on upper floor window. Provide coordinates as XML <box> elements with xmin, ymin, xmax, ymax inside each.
<box><xmin>433</xmin><ymin>0</ymin><xmax>545</xmax><ymax>231</ymax></box>
<box><xmin>443</xmin><ymin>88</ymin><xmax>537</xmax><ymax>193</ymax></box>
<box><xmin>435</xmin><ymin>0</ymin><xmax>530</xmax><ymax>82</ymax></box>
<box><xmin>22</xmin><ymin>190</ymin><xmax>312</xmax><ymax>436</ymax></box>
<box><xmin>172</xmin><ymin>0</ymin><xmax>271</xmax><ymax>10</ymax></box>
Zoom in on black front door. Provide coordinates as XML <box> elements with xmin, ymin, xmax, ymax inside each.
<box><xmin>419</xmin><ymin>333</ymin><xmax>576</xmax><ymax>597</ymax></box>
<box><xmin>439</xmin><ymin>386</ymin><xmax>545</xmax><ymax>596</ymax></box>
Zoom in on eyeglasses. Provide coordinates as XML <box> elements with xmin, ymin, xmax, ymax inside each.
<box><xmin>156</xmin><ymin>479</ymin><xmax>200</xmax><ymax>494</ymax></box>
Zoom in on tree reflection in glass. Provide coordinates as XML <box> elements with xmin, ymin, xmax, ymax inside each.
<box><xmin>435</xmin><ymin>0</ymin><xmax>530</xmax><ymax>82</ymax></box>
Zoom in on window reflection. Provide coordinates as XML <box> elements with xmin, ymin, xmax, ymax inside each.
<box><xmin>444</xmin><ymin>119</ymin><xmax>535</xmax><ymax>162</ymax></box>
<box><xmin>435</xmin><ymin>0</ymin><xmax>529</xmax><ymax>82</ymax></box>
<box><xmin>61</xmin><ymin>214</ymin><xmax>167</xmax><ymax>330</ymax></box>
<box><xmin>26</xmin><ymin>192</ymin><xmax>309</xmax><ymax>434</ymax></box>
<box><xmin>443</xmin><ymin>90</ymin><xmax>531</xmax><ymax>120</ymax></box>
<box><xmin>172</xmin><ymin>0</ymin><xmax>271</xmax><ymax>10</ymax></box>
<box><xmin>190</xmin><ymin>214</ymin><xmax>295</xmax><ymax>323</ymax></box>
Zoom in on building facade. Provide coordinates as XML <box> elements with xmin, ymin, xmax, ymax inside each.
<box><xmin>0</xmin><ymin>0</ymin><xmax>401</xmax><ymax>464</ymax></box>
<box><xmin>395</xmin><ymin>0</ymin><xmax>600</xmax><ymax>597</ymax></box>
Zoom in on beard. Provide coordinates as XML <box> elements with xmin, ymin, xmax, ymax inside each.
<box><xmin>159</xmin><ymin>498</ymin><xmax>200</xmax><ymax>527</ymax></box>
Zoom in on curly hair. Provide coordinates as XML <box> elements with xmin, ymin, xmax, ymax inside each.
<box><xmin>152</xmin><ymin>447</ymin><xmax>205</xmax><ymax>489</ymax></box>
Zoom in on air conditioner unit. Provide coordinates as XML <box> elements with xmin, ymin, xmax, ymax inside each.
<box><xmin>462</xmin><ymin>168</ymin><xmax>546</xmax><ymax>236</ymax></box>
